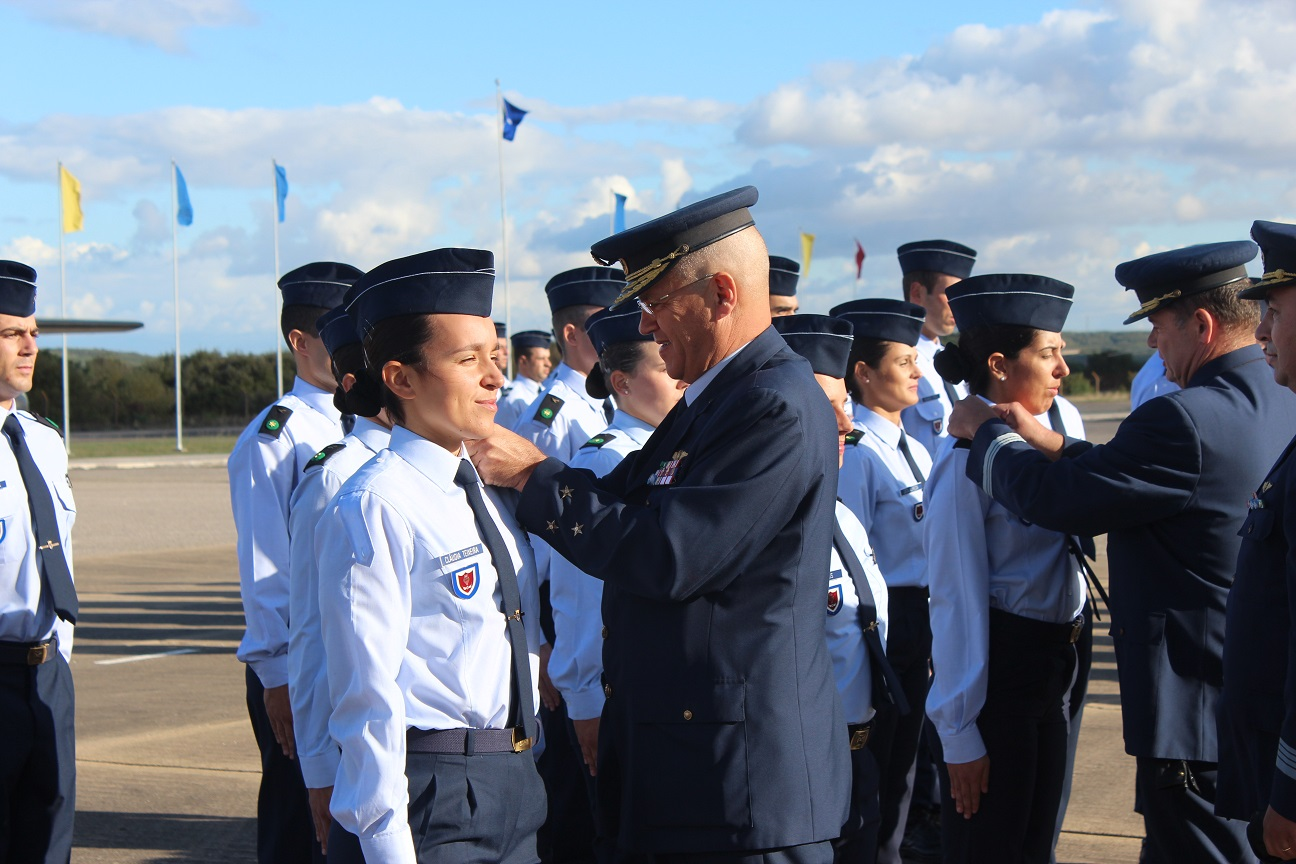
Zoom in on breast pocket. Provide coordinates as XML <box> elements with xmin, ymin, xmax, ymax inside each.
<box><xmin>53</xmin><ymin>477</ymin><xmax>76</xmax><ymax>532</ymax></box>
<box><xmin>0</xmin><ymin>486</ymin><xmax>28</xmax><ymax>564</ymax></box>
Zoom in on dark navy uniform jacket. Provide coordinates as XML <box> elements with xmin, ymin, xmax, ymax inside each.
<box><xmin>965</xmin><ymin>345</ymin><xmax>1296</xmax><ymax>762</ymax></box>
<box><xmin>516</xmin><ymin>327</ymin><xmax>851</xmax><ymax>855</ymax></box>
<box><xmin>1219</xmin><ymin>433</ymin><xmax>1296</xmax><ymax>820</ymax></box>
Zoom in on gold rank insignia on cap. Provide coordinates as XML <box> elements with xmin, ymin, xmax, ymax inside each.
<box><xmin>614</xmin><ymin>245</ymin><xmax>691</xmax><ymax>307</ymax></box>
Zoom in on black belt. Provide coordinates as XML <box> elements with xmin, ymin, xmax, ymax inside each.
<box><xmin>0</xmin><ymin>636</ymin><xmax>57</xmax><ymax>666</ymax></box>
<box><xmin>406</xmin><ymin>727</ymin><xmax>533</xmax><ymax>755</ymax></box>
<box><xmin>848</xmin><ymin>720</ymin><xmax>873</xmax><ymax>751</ymax></box>
<box><xmin>989</xmin><ymin>608</ymin><xmax>1083</xmax><ymax>645</ymax></box>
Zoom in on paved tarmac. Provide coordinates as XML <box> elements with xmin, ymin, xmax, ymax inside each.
<box><xmin>67</xmin><ymin>399</ymin><xmax>1145</xmax><ymax>863</ymax></box>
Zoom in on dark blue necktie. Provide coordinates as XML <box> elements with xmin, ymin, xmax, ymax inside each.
<box><xmin>341</xmin><ymin>414</ymin><xmax>356</xmax><ymax>435</ymax></box>
<box><xmin>454</xmin><ymin>460</ymin><xmax>537</xmax><ymax>743</ymax></box>
<box><xmin>603</xmin><ymin>398</ymin><xmax>615</xmax><ymax>424</ymax></box>
<box><xmin>833</xmin><ymin>519</ymin><xmax>908</xmax><ymax>715</ymax></box>
<box><xmin>4</xmin><ymin>414</ymin><xmax>77</xmax><ymax>624</ymax></box>
<box><xmin>897</xmin><ymin>430</ymin><xmax>926</xmax><ymax>485</ymax></box>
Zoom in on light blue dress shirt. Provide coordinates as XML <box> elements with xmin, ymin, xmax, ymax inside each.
<box><xmin>495</xmin><ymin>375</ymin><xmax>543</xmax><ymax>430</ymax></box>
<box><xmin>829</xmin><ymin>501</ymin><xmax>890</xmax><ymax>724</ymax></box>
<box><xmin>901</xmin><ymin>335</ymin><xmax>966</xmax><ymax>456</ymax></box>
<box><xmin>512</xmin><ymin>362</ymin><xmax>608</xmax><ymax>462</ymax></box>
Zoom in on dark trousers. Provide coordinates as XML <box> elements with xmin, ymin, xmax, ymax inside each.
<box><xmin>615</xmin><ymin>841</ymin><xmax>835</xmax><ymax>864</ymax></box>
<box><xmin>537</xmin><ymin>700</ymin><xmax>598</xmax><ymax>863</ymax></box>
<box><xmin>245</xmin><ymin>665</ymin><xmax>323</xmax><ymax>864</ymax></box>
<box><xmin>833</xmin><ymin>742</ymin><xmax>881</xmax><ymax>864</ymax></box>
<box><xmin>1134</xmin><ymin>758</ymin><xmax>1249</xmax><ymax>864</ymax></box>
<box><xmin>0</xmin><ymin>650</ymin><xmax>74</xmax><ymax>864</ymax></box>
<box><xmin>406</xmin><ymin>749</ymin><xmax>546</xmax><ymax>863</ymax></box>
<box><xmin>325</xmin><ymin>821</ymin><xmax>365</xmax><ymax>864</ymax></box>
<box><xmin>939</xmin><ymin>611</ymin><xmax>1076</xmax><ymax>864</ymax></box>
<box><xmin>866</xmin><ymin>587</ymin><xmax>932</xmax><ymax>864</ymax></box>
<box><xmin>1051</xmin><ymin>603</ymin><xmax>1092</xmax><ymax>862</ymax></box>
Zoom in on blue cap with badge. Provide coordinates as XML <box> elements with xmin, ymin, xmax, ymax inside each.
<box><xmin>545</xmin><ymin>267</ymin><xmax>624</xmax><ymax>313</ymax></box>
<box><xmin>345</xmin><ymin>248</ymin><xmax>495</xmax><ymax>334</ymax></box>
<box><xmin>584</xmin><ymin>307</ymin><xmax>653</xmax><ymax>356</ymax></box>
<box><xmin>1116</xmin><ymin>241</ymin><xmax>1257</xmax><ymax>323</ymax></box>
<box><xmin>947</xmin><ymin>274</ymin><xmax>1075</xmax><ymax>332</ymax></box>
<box><xmin>316</xmin><ymin>306</ymin><xmax>361</xmax><ymax>356</ymax></box>
<box><xmin>772</xmin><ymin>314</ymin><xmax>854</xmax><ymax>378</ymax></box>
<box><xmin>897</xmin><ymin>240</ymin><xmax>977</xmax><ymax>279</ymax></box>
<box><xmin>510</xmin><ymin>330</ymin><xmax>552</xmax><ymax>352</ymax></box>
<box><xmin>279</xmin><ymin>261</ymin><xmax>363</xmax><ymax>308</ymax></box>
<box><xmin>1241</xmin><ymin>221</ymin><xmax>1296</xmax><ymax>299</ymax></box>
<box><xmin>0</xmin><ymin>261</ymin><xmax>38</xmax><ymax>318</ymax></box>
<box><xmin>769</xmin><ymin>256</ymin><xmax>800</xmax><ymax>297</ymax></box>
<box><xmin>830</xmin><ymin>299</ymin><xmax>925</xmax><ymax>347</ymax></box>
<box><xmin>591</xmin><ymin>186</ymin><xmax>760</xmax><ymax>309</ymax></box>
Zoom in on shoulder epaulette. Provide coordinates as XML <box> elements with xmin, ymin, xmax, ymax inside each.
<box><xmin>305</xmin><ymin>442</ymin><xmax>346</xmax><ymax>472</ymax></box>
<box><xmin>26</xmin><ymin>412</ymin><xmax>63</xmax><ymax>438</ymax></box>
<box><xmin>844</xmin><ymin>429</ymin><xmax>864</xmax><ymax>446</ymax></box>
<box><xmin>259</xmin><ymin>405</ymin><xmax>293</xmax><ymax>439</ymax></box>
<box><xmin>954</xmin><ymin>438</ymin><xmax>972</xmax><ymax>450</ymax></box>
<box><xmin>581</xmin><ymin>432</ymin><xmax>617</xmax><ymax>449</ymax></box>
<box><xmin>532</xmin><ymin>394</ymin><xmax>564</xmax><ymax>428</ymax></box>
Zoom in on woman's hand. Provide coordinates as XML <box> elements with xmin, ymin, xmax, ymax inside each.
<box><xmin>947</xmin><ymin>756</ymin><xmax>990</xmax><ymax>818</ymax></box>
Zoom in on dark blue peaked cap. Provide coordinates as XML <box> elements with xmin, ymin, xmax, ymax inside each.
<box><xmin>584</xmin><ymin>307</ymin><xmax>653</xmax><ymax>356</ymax></box>
<box><xmin>345</xmin><ymin>248</ymin><xmax>495</xmax><ymax>335</ymax></box>
<box><xmin>1117</xmin><ymin>241</ymin><xmax>1257</xmax><ymax>323</ymax></box>
<box><xmin>769</xmin><ymin>256</ymin><xmax>800</xmax><ymax>297</ymax></box>
<box><xmin>511</xmin><ymin>330</ymin><xmax>552</xmax><ymax>351</ymax></box>
<box><xmin>545</xmin><ymin>267</ymin><xmax>624</xmax><ymax>313</ymax></box>
<box><xmin>494</xmin><ymin>321</ymin><xmax>507</xmax><ymax>338</ymax></box>
<box><xmin>772</xmin><ymin>314</ymin><xmax>854</xmax><ymax>378</ymax></box>
<box><xmin>591</xmin><ymin>186</ymin><xmax>759</xmax><ymax>309</ymax></box>
<box><xmin>897</xmin><ymin>240</ymin><xmax>977</xmax><ymax>279</ymax></box>
<box><xmin>947</xmin><ymin>274</ymin><xmax>1075</xmax><ymax>332</ymax></box>
<box><xmin>0</xmin><ymin>261</ymin><xmax>37</xmax><ymax>318</ymax></box>
<box><xmin>1242</xmin><ymin>221</ymin><xmax>1296</xmax><ymax>299</ymax></box>
<box><xmin>279</xmin><ymin>261</ymin><xmax>363</xmax><ymax>308</ymax></box>
<box><xmin>316</xmin><ymin>306</ymin><xmax>361</xmax><ymax>356</ymax></box>
<box><xmin>831</xmin><ymin>299</ymin><xmax>925</xmax><ymax>346</ymax></box>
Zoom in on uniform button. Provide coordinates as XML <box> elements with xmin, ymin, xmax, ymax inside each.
<box><xmin>601</xmin><ymin>626</ymin><xmax>608</xmax><ymax>639</ymax></box>
<box><xmin>683</xmin><ymin>709</ymin><xmax>693</xmax><ymax>720</ymax></box>
<box><xmin>603</xmin><ymin>684</ymin><xmax>613</xmax><ymax>698</ymax></box>
<box><xmin>1119</xmin><ymin>627</ymin><xmax>1125</xmax><ymax>636</ymax></box>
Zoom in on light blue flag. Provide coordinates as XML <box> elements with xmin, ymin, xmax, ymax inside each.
<box><xmin>502</xmin><ymin>99</ymin><xmax>527</xmax><ymax>141</ymax></box>
<box><xmin>614</xmin><ymin>193</ymin><xmax>627</xmax><ymax>234</ymax></box>
<box><xmin>274</xmin><ymin>162</ymin><xmax>288</xmax><ymax>223</ymax></box>
<box><xmin>174</xmin><ymin>164</ymin><xmax>193</xmax><ymax>226</ymax></box>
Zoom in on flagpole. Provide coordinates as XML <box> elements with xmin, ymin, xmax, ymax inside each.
<box><xmin>494</xmin><ymin>79</ymin><xmax>511</xmax><ymax>339</ymax></box>
<box><xmin>172</xmin><ymin>161</ymin><xmax>183</xmax><ymax>452</ymax></box>
<box><xmin>609</xmin><ymin>189</ymin><xmax>615</xmax><ymax>236</ymax></box>
<box><xmin>56</xmin><ymin>162</ymin><xmax>70</xmax><ymax>455</ymax></box>
<box><xmin>272</xmin><ymin>159</ymin><xmax>283</xmax><ymax>398</ymax></box>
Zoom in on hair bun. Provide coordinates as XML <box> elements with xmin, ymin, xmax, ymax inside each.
<box><xmin>338</xmin><ymin>369</ymin><xmax>385</xmax><ymax>418</ymax></box>
<box><xmin>933</xmin><ymin>343</ymin><xmax>972</xmax><ymax>385</ymax></box>
<box><xmin>585</xmin><ymin>364</ymin><xmax>612</xmax><ymax>400</ymax></box>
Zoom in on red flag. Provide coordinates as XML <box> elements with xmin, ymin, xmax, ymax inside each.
<box><xmin>854</xmin><ymin>240</ymin><xmax>866</xmax><ymax>280</ymax></box>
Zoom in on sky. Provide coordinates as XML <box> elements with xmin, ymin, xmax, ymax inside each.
<box><xmin>1</xmin><ymin>0</ymin><xmax>1294</xmax><ymax>354</ymax></box>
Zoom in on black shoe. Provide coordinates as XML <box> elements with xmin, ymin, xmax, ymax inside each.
<box><xmin>900</xmin><ymin>807</ymin><xmax>942</xmax><ymax>864</ymax></box>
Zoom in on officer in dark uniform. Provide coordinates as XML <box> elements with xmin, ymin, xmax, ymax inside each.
<box><xmin>769</xmin><ymin>255</ymin><xmax>800</xmax><ymax>316</ymax></box>
<box><xmin>470</xmin><ymin>186</ymin><xmax>851</xmax><ymax>863</ymax></box>
<box><xmin>1218</xmin><ymin>220</ymin><xmax>1296</xmax><ymax>861</ymax></box>
<box><xmin>947</xmin><ymin>241</ymin><xmax>1296</xmax><ymax>863</ymax></box>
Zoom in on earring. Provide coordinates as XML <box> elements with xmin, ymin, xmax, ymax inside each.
<box><xmin>998</xmin><ymin>375</ymin><xmax>1007</xmax><ymax>381</ymax></box>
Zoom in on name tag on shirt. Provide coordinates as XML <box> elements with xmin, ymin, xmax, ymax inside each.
<box><xmin>438</xmin><ymin>544</ymin><xmax>484</xmax><ymax>568</ymax></box>
<box><xmin>919</xmin><ymin>394</ymin><xmax>941</xmax><ymax>403</ymax></box>
<box><xmin>899</xmin><ymin>483</ymin><xmax>923</xmax><ymax>496</ymax></box>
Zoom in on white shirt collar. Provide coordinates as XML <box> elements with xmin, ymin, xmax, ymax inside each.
<box><xmin>857</xmin><ymin>406</ymin><xmax>903</xmax><ymax>449</ymax></box>
<box><xmin>684</xmin><ymin>341</ymin><xmax>751</xmax><ymax>406</ymax></box>
<box><xmin>609</xmin><ymin>409</ymin><xmax>657</xmax><ymax>445</ymax></box>
<box><xmin>350</xmin><ymin>416</ymin><xmax>390</xmax><ymax>454</ymax></box>
<box><xmin>388</xmin><ymin>425</ymin><xmax>465</xmax><ymax>492</ymax></box>
<box><xmin>289</xmin><ymin>376</ymin><xmax>342</xmax><ymax>421</ymax></box>
<box><xmin>554</xmin><ymin>362</ymin><xmax>604</xmax><ymax>409</ymax></box>
<box><xmin>916</xmin><ymin>334</ymin><xmax>942</xmax><ymax>359</ymax></box>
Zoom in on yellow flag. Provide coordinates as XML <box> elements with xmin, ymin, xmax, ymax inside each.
<box><xmin>800</xmin><ymin>231</ymin><xmax>815</xmax><ymax>278</ymax></box>
<box><xmin>60</xmin><ymin>165</ymin><xmax>83</xmax><ymax>234</ymax></box>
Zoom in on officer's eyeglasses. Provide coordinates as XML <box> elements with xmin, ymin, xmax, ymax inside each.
<box><xmin>635</xmin><ymin>274</ymin><xmax>716</xmax><ymax>317</ymax></box>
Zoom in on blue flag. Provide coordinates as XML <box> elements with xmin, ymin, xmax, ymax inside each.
<box><xmin>614</xmin><ymin>193</ymin><xmax>627</xmax><ymax>234</ymax></box>
<box><xmin>274</xmin><ymin>162</ymin><xmax>289</xmax><ymax>223</ymax></box>
<box><xmin>174</xmin><ymin>164</ymin><xmax>193</xmax><ymax>226</ymax></box>
<box><xmin>502</xmin><ymin>99</ymin><xmax>527</xmax><ymax>141</ymax></box>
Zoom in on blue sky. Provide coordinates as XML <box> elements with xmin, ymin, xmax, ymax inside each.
<box><xmin>1</xmin><ymin>0</ymin><xmax>1293</xmax><ymax>353</ymax></box>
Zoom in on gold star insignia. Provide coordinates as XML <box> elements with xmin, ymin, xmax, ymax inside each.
<box><xmin>560</xmin><ymin>485</ymin><xmax>574</xmax><ymax>501</ymax></box>
<box><xmin>571</xmin><ymin>523</ymin><xmax>584</xmax><ymax>536</ymax></box>
<box><xmin>546</xmin><ymin>521</ymin><xmax>558</xmax><ymax>533</ymax></box>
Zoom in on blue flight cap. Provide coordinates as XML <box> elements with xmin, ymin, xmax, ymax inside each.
<box><xmin>830</xmin><ymin>299</ymin><xmax>925</xmax><ymax>347</ymax></box>
<box><xmin>494</xmin><ymin>321</ymin><xmax>507</xmax><ymax>338</ymax></box>
<box><xmin>0</xmin><ymin>261</ymin><xmax>38</xmax><ymax>318</ymax></box>
<box><xmin>1241</xmin><ymin>222</ymin><xmax>1296</xmax><ymax>299</ymax></box>
<box><xmin>897</xmin><ymin>240</ymin><xmax>977</xmax><ymax>279</ymax></box>
<box><xmin>1117</xmin><ymin>241</ymin><xmax>1257</xmax><ymax>323</ymax></box>
<box><xmin>545</xmin><ymin>267</ymin><xmax>625</xmax><ymax>313</ymax></box>
<box><xmin>771</xmin><ymin>314</ymin><xmax>854</xmax><ymax>378</ymax></box>
<box><xmin>584</xmin><ymin>307</ymin><xmax>653</xmax><ymax>356</ymax></box>
<box><xmin>769</xmin><ymin>256</ymin><xmax>801</xmax><ymax>297</ymax></box>
<box><xmin>510</xmin><ymin>330</ymin><xmax>552</xmax><ymax>352</ymax></box>
<box><xmin>316</xmin><ymin>306</ymin><xmax>361</xmax><ymax>357</ymax></box>
<box><xmin>279</xmin><ymin>261</ymin><xmax>363</xmax><ymax>308</ymax></box>
<box><xmin>591</xmin><ymin>186</ymin><xmax>759</xmax><ymax>308</ymax></box>
<box><xmin>345</xmin><ymin>248</ymin><xmax>495</xmax><ymax>335</ymax></box>
<box><xmin>947</xmin><ymin>274</ymin><xmax>1075</xmax><ymax>332</ymax></box>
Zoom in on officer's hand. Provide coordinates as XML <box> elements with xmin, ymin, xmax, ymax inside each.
<box><xmin>263</xmin><ymin>685</ymin><xmax>296</xmax><ymax>759</ymax></box>
<box><xmin>1265</xmin><ymin>806</ymin><xmax>1296</xmax><ymax>859</ymax></box>
<box><xmin>946</xmin><ymin>756</ymin><xmax>990</xmax><ymax>818</ymax></box>
<box><xmin>467</xmin><ymin>427</ymin><xmax>547</xmax><ymax>491</ymax></box>
<box><xmin>993</xmin><ymin>402</ymin><xmax>1067</xmax><ymax>461</ymax></box>
<box><xmin>537</xmin><ymin>643</ymin><xmax>561</xmax><ymax>712</ymax></box>
<box><xmin>307</xmin><ymin>786</ymin><xmax>333</xmax><ymax>854</ymax></box>
<box><xmin>572</xmin><ymin>717</ymin><xmax>600</xmax><ymax>777</ymax></box>
<box><xmin>947</xmin><ymin>397</ymin><xmax>997</xmax><ymax>440</ymax></box>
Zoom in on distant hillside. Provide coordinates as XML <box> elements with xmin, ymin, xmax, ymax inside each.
<box><xmin>1060</xmin><ymin>331</ymin><xmax>1154</xmax><ymax>360</ymax></box>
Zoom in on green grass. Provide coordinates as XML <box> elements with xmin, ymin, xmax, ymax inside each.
<box><xmin>67</xmin><ymin>435</ymin><xmax>237</xmax><ymax>458</ymax></box>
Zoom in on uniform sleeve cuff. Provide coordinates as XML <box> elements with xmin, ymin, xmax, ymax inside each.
<box><xmin>1273</xmin><ymin>739</ymin><xmax>1296</xmax><ymax>820</ymax></box>
<box><xmin>249</xmin><ymin>657</ymin><xmax>289</xmax><ymax>689</ymax></box>
<box><xmin>564</xmin><ymin>687</ymin><xmax>606</xmax><ymax>722</ymax></box>
<box><xmin>940</xmin><ymin>727</ymin><xmax>987</xmax><ymax>765</ymax></box>
<box><xmin>299</xmin><ymin>750</ymin><xmax>340</xmax><ymax>789</ymax></box>
<box><xmin>359</xmin><ymin>824</ymin><xmax>417</xmax><ymax>864</ymax></box>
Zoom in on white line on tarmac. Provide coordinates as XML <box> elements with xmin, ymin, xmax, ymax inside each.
<box><xmin>94</xmin><ymin>648</ymin><xmax>199</xmax><ymax>665</ymax></box>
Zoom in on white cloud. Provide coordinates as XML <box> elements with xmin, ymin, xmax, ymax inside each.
<box><xmin>1</xmin><ymin>0</ymin><xmax>254</xmax><ymax>52</ymax></box>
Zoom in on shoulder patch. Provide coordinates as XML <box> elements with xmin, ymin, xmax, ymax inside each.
<box><xmin>844</xmin><ymin>429</ymin><xmax>864</xmax><ymax>446</ymax></box>
<box><xmin>305</xmin><ymin>442</ymin><xmax>346</xmax><ymax>471</ymax></box>
<box><xmin>532</xmin><ymin>394</ymin><xmax>565</xmax><ymax>428</ymax></box>
<box><xmin>954</xmin><ymin>438</ymin><xmax>972</xmax><ymax>450</ymax></box>
<box><xmin>26</xmin><ymin>412</ymin><xmax>63</xmax><ymax>438</ymax></box>
<box><xmin>259</xmin><ymin>405</ymin><xmax>293</xmax><ymax>439</ymax></box>
<box><xmin>581</xmin><ymin>432</ymin><xmax>617</xmax><ymax>449</ymax></box>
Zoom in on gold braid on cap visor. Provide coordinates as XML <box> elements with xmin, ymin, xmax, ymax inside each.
<box><xmin>1132</xmin><ymin>288</ymin><xmax>1182</xmax><ymax>317</ymax></box>
<box><xmin>614</xmin><ymin>244</ymin><xmax>691</xmax><ymax>306</ymax></box>
<box><xmin>1258</xmin><ymin>269</ymin><xmax>1296</xmax><ymax>287</ymax></box>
